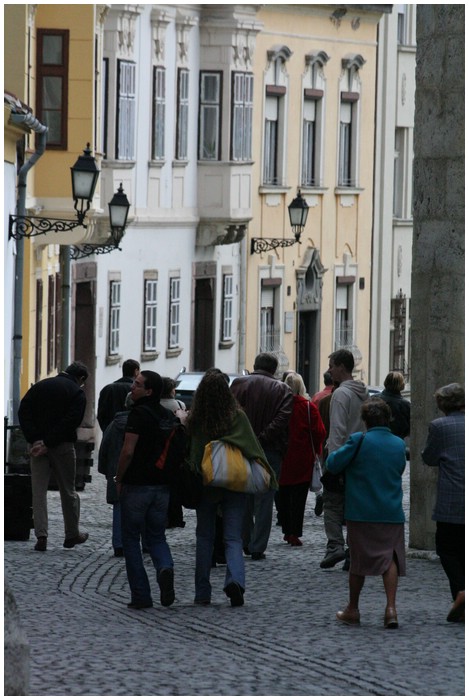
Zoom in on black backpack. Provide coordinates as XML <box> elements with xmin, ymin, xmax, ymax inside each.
<box><xmin>140</xmin><ymin>405</ymin><xmax>187</xmax><ymax>482</ymax></box>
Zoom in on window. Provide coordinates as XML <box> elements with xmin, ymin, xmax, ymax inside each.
<box><xmin>168</xmin><ymin>277</ymin><xmax>181</xmax><ymax>348</ymax></box>
<box><xmin>35</xmin><ymin>280</ymin><xmax>43</xmax><ymax>382</ymax></box>
<box><xmin>199</xmin><ymin>72</ymin><xmax>222</xmax><ymax>160</ymax></box>
<box><xmin>301</xmin><ymin>55</ymin><xmax>327</xmax><ymax>188</ymax></box>
<box><xmin>117</xmin><ymin>60</ymin><xmax>136</xmax><ymax>160</ymax></box>
<box><xmin>390</xmin><ymin>291</ymin><xmax>410</xmax><ymax>380</ymax></box>
<box><xmin>36</xmin><ymin>29</ymin><xmax>69</xmax><ymax>149</ymax></box>
<box><xmin>263</xmin><ymin>89</ymin><xmax>286</xmax><ymax>185</ymax></box>
<box><xmin>176</xmin><ymin>68</ymin><xmax>189</xmax><ymax>160</ymax></box>
<box><xmin>231</xmin><ymin>73</ymin><xmax>253</xmax><ymax>161</ymax></box>
<box><xmin>102</xmin><ymin>57</ymin><xmax>109</xmax><ymax>158</ymax></box>
<box><xmin>47</xmin><ymin>275</ymin><xmax>56</xmax><ymax>373</ymax></box>
<box><xmin>335</xmin><ymin>283</ymin><xmax>354</xmax><ymax>349</ymax></box>
<box><xmin>338</xmin><ymin>57</ymin><xmax>364</xmax><ymax>188</ymax></box>
<box><xmin>109</xmin><ymin>280</ymin><xmax>121</xmax><ymax>355</ymax></box>
<box><xmin>397</xmin><ymin>5</ymin><xmax>408</xmax><ymax>45</ymax></box>
<box><xmin>262</xmin><ymin>48</ymin><xmax>290</xmax><ymax>186</ymax></box>
<box><xmin>259</xmin><ymin>284</ymin><xmax>280</xmax><ymax>352</ymax></box>
<box><xmin>393</xmin><ymin>127</ymin><xmax>409</xmax><ymax>218</ymax></box>
<box><xmin>221</xmin><ymin>274</ymin><xmax>234</xmax><ymax>341</ymax></box>
<box><xmin>152</xmin><ymin>66</ymin><xmax>165</xmax><ymax>160</ymax></box>
<box><xmin>143</xmin><ymin>278</ymin><xmax>158</xmax><ymax>352</ymax></box>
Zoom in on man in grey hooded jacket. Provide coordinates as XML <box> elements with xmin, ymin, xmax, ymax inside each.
<box><xmin>320</xmin><ymin>349</ymin><xmax>368</xmax><ymax>569</ymax></box>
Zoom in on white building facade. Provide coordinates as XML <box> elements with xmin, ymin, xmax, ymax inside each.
<box><xmin>369</xmin><ymin>4</ymin><xmax>416</xmax><ymax>389</ymax></box>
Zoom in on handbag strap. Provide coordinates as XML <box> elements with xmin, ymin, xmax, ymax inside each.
<box><xmin>306</xmin><ymin>401</ymin><xmax>317</xmax><ymax>459</ymax></box>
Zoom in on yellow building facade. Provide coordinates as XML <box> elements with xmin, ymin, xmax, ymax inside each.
<box><xmin>246</xmin><ymin>5</ymin><xmax>386</xmax><ymax>392</ymax></box>
<box><xmin>4</xmin><ymin>4</ymin><xmax>100</xmax><ymax>407</ymax></box>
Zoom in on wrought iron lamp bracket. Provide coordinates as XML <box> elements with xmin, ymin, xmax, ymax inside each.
<box><xmin>250</xmin><ymin>237</ymin><xmax>300</xmax><ymax>255</ymax></box>
<box><xmin>8</xmin><ymin>215</ymin><xmax>85</xmax><ymax>241</ymax></box>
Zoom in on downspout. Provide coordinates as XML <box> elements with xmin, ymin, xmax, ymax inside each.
<box><xmin>11</xmin><ymin>112</ymin><xmax>48</xmax><ymax>422</ymax></box>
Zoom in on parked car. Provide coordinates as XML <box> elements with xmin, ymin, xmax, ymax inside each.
<box><xmin>174</xmin><ymin>369</ymin><xmax>246</xmax><ymax>409</ymax></box>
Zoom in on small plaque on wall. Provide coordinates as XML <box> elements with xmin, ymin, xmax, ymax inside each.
<box><xmin>284</xmin><ymin>311</ymin><xmax>294</xmax><ymax>333</ymax></box>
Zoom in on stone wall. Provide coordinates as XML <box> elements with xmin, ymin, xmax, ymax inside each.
<box><xmin>4</xmin><ymin>582</ymin><xmax>30</xmax><ymax>695</ymax></box>
<box><xmin>410</xmin><ymin>5</ymin><xmax>465</xmax><ymax>549</ymax></box>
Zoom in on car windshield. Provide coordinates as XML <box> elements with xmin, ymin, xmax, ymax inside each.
<box><xmin>175</xmin><ymin>374</ymin><xmax>205</xmax><ymax>390</ymax></box>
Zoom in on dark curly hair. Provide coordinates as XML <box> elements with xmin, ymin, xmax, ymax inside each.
<box><xmin>361</xmin><ymin>397</ymin><xmax>392</xmax><ymax>428</ymax></box>
<box><xmin>186</xmin><ymin>368</ymin><xmax>239</xmax><ymax>439</ymax></box>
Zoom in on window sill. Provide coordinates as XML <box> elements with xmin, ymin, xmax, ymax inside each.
<box><xmin>300</xmin><ymin>185</ymin><xmax>328</xmax><ymax>194</ymax></box>
<box><xmin>166</xmin><ymin>347</ymin><xmax>183</xmax><ymax>359</ymax></box>
<box><xmin>141</xmin><ymin>351</ymin><xmax>160</xmax><ymax>362</ymax></box>
<box><xmin>172</xmin><ymin>159</ymin><xmax>188</xmax><ymax>168</ymax></box>
<box><xmin>106</xmin><ymin>354</ymin><xmax>122</xmax><ymax>366</ymax></box>
<box><xmin>259</xmin><ymin>185</ymin><xmax>290</xmax><ymax>195</ymax></box>
<box><xmin>334</xmin><ymin>186</ymin><xmax>364</xmax><ymax>195</ymax></box>
<box><xmin>149</xmin><ymin>159</ymin><xmax>166</xmax><ymax>169</ymax></box>
<box><xmin>102</xmin><ymin>160</ymin><xmax>135</xmax><ymax>169</ymax></box>
<box><xmin>219</xmin><ymin>340</ymin><xmax>235</xmax><ymax>350</ymax></box>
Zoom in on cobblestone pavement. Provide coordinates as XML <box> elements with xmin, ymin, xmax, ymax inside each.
<box><xmin>4</xmin><ymin>464</ymin><xmax>465</xmax><ymax>696</ymax></box>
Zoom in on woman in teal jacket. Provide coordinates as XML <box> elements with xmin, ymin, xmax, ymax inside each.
<box><xmin>326</xmin><ymin>397</ymin><xmax>407</xmax><ymax>629</ymax></box>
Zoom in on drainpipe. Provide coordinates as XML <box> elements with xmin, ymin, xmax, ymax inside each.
<box><xmin>11</xmin><ymin>113</ymin><xmax>48</xmax><ymax>422</ymax></box>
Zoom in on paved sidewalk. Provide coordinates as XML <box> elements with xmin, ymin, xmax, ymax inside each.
<box><xmin>4</xmin><ymin>465</ymin><xmax>465</xmax><ymax>696</ymax></box>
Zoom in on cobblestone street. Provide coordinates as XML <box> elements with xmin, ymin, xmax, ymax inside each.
<box><xmin>4</xmin><ymin>466</ymin><xmax>465</xmax><ymax>696</ymax></box>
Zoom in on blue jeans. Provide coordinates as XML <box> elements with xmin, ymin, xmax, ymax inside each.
<box><xmin>121</xmin><ymin>484</ymin><xmax>173</xmax><ymax>605</ymax></box>
<box><xmin>195</xmin><ymin>489</ymin><xmax>247</xmax><ymax>602</ymax></box>
<box><xmin>242</xmin><ymin>448</ymin><xmax>281</xmax><ymax>555</ymax></box>
<box><xmin>112</xmin><ymin>502</ymin><xmax>122</xmax><ymax>549</ymax></box>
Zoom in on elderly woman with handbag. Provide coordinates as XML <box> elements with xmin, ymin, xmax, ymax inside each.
<box><xmin>277</xmin><ymin>372</ymin><xmax>326</xmax><ymax>546</ymax></box>
<box><xmin>186</xmin><ymin>369</ymin><xmax>274</xmax><ymax>607</ymax></box>
<box><xmin>326</xmin><ymin>397</ymin><xmax>407</xmax><ymax>628</ymax></box>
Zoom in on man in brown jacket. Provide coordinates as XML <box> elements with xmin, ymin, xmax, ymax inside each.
<box><xmin>231</xmin><ymin>353</ymin><xmax>293</xmax><ymax>559</ymax></box>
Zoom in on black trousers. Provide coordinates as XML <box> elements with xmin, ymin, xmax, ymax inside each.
<box><xmin>435</xmin><ymin>521</ymin><xmax>465</xmax><ymax>600</ymax></box>
<box><xmin>277</xmin><ymin>482</ymin><xmax>310</xmax><ymax>538</ymax></box>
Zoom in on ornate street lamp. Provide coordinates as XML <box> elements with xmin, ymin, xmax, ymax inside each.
<box><xmin>251</xmin><ymin>188</ymin><xmax>310</xmax><ymax>254</ymax></box>
<box><xmin>9</xmin><ymin>143</ymin><xmax>100</xmax><ymax>239</ymax></box>
<box><xmin>69</xmin><ymin>183</ymin><xmax>131</xmax><ymax>260</ymax></box>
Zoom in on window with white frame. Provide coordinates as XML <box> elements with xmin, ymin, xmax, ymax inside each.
<box><xmin>101</xmin><ymin>57</ymin><xmax>109</xmax><ymax>158</ymax></box>
<box><xmin>334</xmin><ymin>282</ymin><xmax>354</xmax><ymax>349</ymax></box>
<box><xmin>168</xmin><ymin>276</ymin><xmax>181</xmax><ymax>349</ymax></box>
<box><xmin>176</xmin><ymin>68</ymin><xmax>189</xmax><ymax>160</ymax></box>
<box><xmin>199</xmin><ymin>71</ymin><xmax>222</xmax><ymax>160</ymax></box>
<box><xmin>338</xmin><ymin>56</ymin><xmax>364</xmax><ymax>188</ymax></box>
<box><xmin>396</xmin><ymin>5</ymin><xmax>409</xmax><ymax>45</ymax></box>
<box><xmin>302</xmin><ymin>54</ymin><xmax>327</xmax><ymax>188</ymax></box>
<box><xmin>221</xmin><ymin>273</ymin><xmax>234</xmax><ymax>342</ymax></box>
<box><xmin>143</xmin><ymin>276</ymin><xmax>158</xmax><ymax>352</ymax></box>
<box><xmin>117</xmin><ymin>60</ymin><xmax>136</xmax><ymax>160</ymax></box>
<box><xmin>259</xmin><ymin>283</ymin><xmax>280</xmax><ymax>352</ymax></box>
<box><xmin>263</xmin><ymin>48</ymin><xmax>290</xmax><ymax>187</ymax></box>
<box><xmin>109</xmin><ymin>280</ymin><xmax>121</xmax><ymax>355</ymax></box>
<box><xmin>152</xmin><ymin>66</ymin><xmax>165</xmax><ymax>160</ymax></box>
<box><xmin>232</xmin><ymin>72</ymin><xmax>253</xmax><ymax>161</ymax></box>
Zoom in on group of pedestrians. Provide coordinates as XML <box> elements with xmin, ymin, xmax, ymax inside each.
<box><xmin>17</xmin><ymin>351</ymin><xmax>464</xmax><ymax>626</ymax></box>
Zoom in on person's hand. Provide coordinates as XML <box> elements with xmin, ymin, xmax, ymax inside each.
<box><xmin>30</xmin><ymin>440</ymin><xmax>48</xmax><ymax>457</ymax></box>
<box><xmin>175</xmin><ymin>408</ymin><xmax>188</xmax><ymax>425</ymax></box>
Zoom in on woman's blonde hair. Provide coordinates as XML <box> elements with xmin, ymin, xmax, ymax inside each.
<box><xmin>283</xmin><ymin>371</ymin><xmax>309</xmax><ymax>398</ymax></box>
<box><xmin>384</xmin><ymin>371</ymin><xmax>405</xmax><ymax>393</ymax></box>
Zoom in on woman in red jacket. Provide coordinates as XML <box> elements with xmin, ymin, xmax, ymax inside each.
<box><xmin>278</xmin><ymin>372</ymin><xmax>326</xmax><ymax>546</ymax></box>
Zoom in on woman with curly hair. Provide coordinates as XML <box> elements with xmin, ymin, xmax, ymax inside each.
<box><xmin>186</xmin><ymin>368</ymin><xmax>273</xmax><ymax>607</ymax></box>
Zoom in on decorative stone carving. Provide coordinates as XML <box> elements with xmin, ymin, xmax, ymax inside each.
<box><xmin>176</xmin><ymin>13</ymin><xmax>197</xmax><ymax>63</ymax></box>
<box><xmin>151</xmin><ymin>10</ymin><xmax>169</xmax><ymax>62</ymax></box>
<box><xmin>196</xmin><ymin>221</ymin><xmax>247</xmax><ymax>247</ymax></box>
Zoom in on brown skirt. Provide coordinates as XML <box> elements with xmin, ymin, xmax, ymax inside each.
<box><xmin>346</xmin><ymin>521</ymin><xmax>406</xmax><ymax>577</ymax></box>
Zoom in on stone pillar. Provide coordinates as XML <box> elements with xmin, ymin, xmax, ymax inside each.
<box><xmin>410</xmin><ymin>5</ymin><xmax>465</xmax><ymax>549</ymax></box>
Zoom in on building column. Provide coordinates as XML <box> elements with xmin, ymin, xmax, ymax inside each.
<box><xmin>409</xmin><ymin>6</ymin><xmax>465</xmax><ymax>549</ymax></box>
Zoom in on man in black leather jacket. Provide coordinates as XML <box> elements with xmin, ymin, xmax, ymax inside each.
<box><xmin>231</xmin><ymin>353</ymin><xmax>293</xmax><ymax>559</ymax></box>
<box><xmin>97</xmin><ymin>359</ymin><xmax>140</xmax><ymax>432</ymax></box>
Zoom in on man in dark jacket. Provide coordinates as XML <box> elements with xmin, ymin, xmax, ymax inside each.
<box><xmin>231</xmin><ymin>353</ymin><xmax>293</xmax><ymax>560</ymax></box>
<box><xmin>18</xmin><ymin>361</ymin><xmax>90</xmax><ymax>552</ymax></box>
<box><xmin>97</xmin><ymin>359</ymin><xmax>140</xmax><ymax>432</ymax></box>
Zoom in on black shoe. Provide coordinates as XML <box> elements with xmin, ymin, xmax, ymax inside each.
<box><xmin>243</xmin><ymin>547</ymin><xmax>251</xmax><ymax>556</ymax></box>
<box><xmin>63</xmin><ymin>532</ymin><xmax>89</xmax><ymax>549</ymax></box>
<box><xmin>314</xmin><ymin>493</ymin><xmax>324</xmax><ymax>517</ymax></box>
<box><xmin>34</xmin><ymin>536</ymin><xmax>47</xmax><ymax>552</ymax></box>
<box><xmin>114</xmin><ymin>547</ymin><xmax>124</xmax><ymax>557</ymax></box>
<box><xmin>225</xmin><ymin>582</ymin><xmax>244</xmax><ymax>607</ymax></box>
<box><xmin>251</xmin><ymin>552</ymin><xmax>266</xmax><ymax>561</ymax></box>
<box><xmin>127</xmin><ymin>601</ymin><xmax>153</xmax><ymax>609</ymax></box>
<box><xmin>158</xmin><ymin>568</ymin><xmax>175</xmax><ymax>607</ymax></box>
<box><xmin>319</xmin><ymin>551</ymin><xmax>346</xmax><ymax>569</ymax></box>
